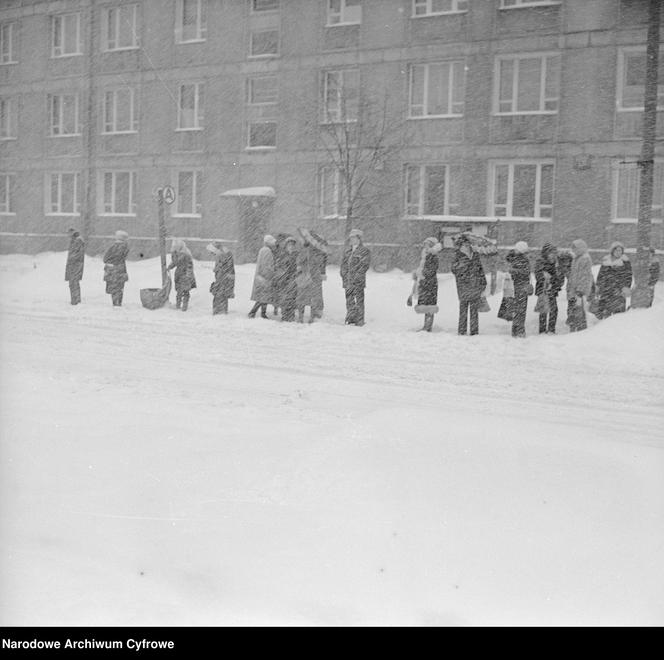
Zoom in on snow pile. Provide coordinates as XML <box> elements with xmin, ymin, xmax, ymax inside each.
<box><xmin>0</xmin><ymin>253</ymin><xmax>663</xmax><ymax>626</ymax></box>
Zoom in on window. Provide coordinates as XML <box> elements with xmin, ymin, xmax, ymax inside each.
<box><xmin>0</xmin><ymin>173</ymin><xmax>15</xmax><ymax>214</ymax></box>
<box><xmin>100</xmin><ymin>171</ymin><xmax>137</xmax><ymax>215</ymax></box>
<box><xmin>491</xmin><ymin>161</ymin><xmax>554</xmax><ymax>220</ymax></box>
<box><xmin>405</xmin><ymin>164</ymin><xmax>461</xmax><ymax>217</ymax></box>
<box><xmin>248</xmin><ymin>76</ymin><xmax>278</xmax><ymax>105</ymax></box>
<box><xmin>175</xmin><ymin>171</ymin><xmax>202</xmax><ymax>216</ymax></box>
<box><xmin>612</xmin><ymin>160</ymin><xmax>664</xmax><ymax>222</ymax></box>
<box><xmin>412</xmin><ymin>0</ymin><xmax>468</xmax><ymax>17</ymax></box>
<box><xmin>322</xmin><ymin>69</ymin><xmax>359</xmax><ymax>123</ymax></box>
<box><xmin>177</xmin><ymin>83</ymin><xmax>204</xmax><ymax>130</ymax></box>
<box><xmin>49</xmin><ymin>94</ymin><xmax>79</xmax><ymax>136</ymax></box>
<box><xmin>409</xmin><ymin>61</ymin><xmax>465</xmax><ymax>118</ymax></box>
<box><xmin>103</xmin><ymin>87</ymin><xmax>139</xmax><ymax>133</ymax></box>
<box><xmin>0</xmin><ymin>97</ymin><xmax>15</xmax><ymax>139</ymax></box>
<box><xmin>618</xmin><ymin>49</ymin><xmax>664</xmax><ymax>111</ymax></box>
<box><xmin>176</xmin><ymin>0</ymin><xmax>207</xmax><ymax>42</ymax></box>
<box><xmin>327</xmin><ymin>0</ymin><xmax>362</xmax><ymax>26</ymax></box>
<box><xmin>1</xmin><ymin>22</ymin><xmax>17</xmax><ymax>64</ymax></box>
<box><xmin>102</xmin><ymin>4</ymin><xmax>139</xmax><ymax>51</ymax></box>
<box><xmin>500</xmin><ymin>0</ymin><xmax>562</xmax><ymax>7</ymax></box>
<box><xmin>319</xmin><ymin>166</ymin><xmax>347</xmax><ymax>219</ymax></box>
<box><xmin>249</xmin><ymin>29</ymin><xmax>279</xmax><ymax>57</ymax></box>
<box><xmin>252</xmin><ymin>0</ymin><xmax>279</xmax><ymax>11</ymax></box>
<box><xmin>46</xmin><ymin>172</ymin><xmax>80</xmax><ymax>215</ymax></box>
<box><xmin>495</xmin><ymin>53</ymin><xmax>559</xmax><ymax>114</ymax></box>
<box><xmin>51</xmin><ymin>13</ymin><xmax>81</xmax><ymax>57</ymax></box>
<box><xmin>247</xmin><ymin>122</ymin><xmax>277</xmax><ymax>148</ymax></box>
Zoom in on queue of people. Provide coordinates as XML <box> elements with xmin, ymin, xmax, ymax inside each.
<box><xmin>64</xmin><ymin>227</ymin><xmax>660</xmax><ymax>336</ymax></box>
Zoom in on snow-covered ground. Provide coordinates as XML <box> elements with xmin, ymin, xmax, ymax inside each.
<box><xmin>1</xmin><ymin>252</ymin><xmax>663</xmax><ymax>626</ymax></box>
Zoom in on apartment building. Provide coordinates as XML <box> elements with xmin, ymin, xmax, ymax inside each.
<box><xmin>0</xmin><ymin>0</ymin><xmax>662</xmax><ymax>265</ymax></box>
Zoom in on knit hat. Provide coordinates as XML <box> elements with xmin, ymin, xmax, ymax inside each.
<box><xmin>284</xmin><ymin>235</ymin><xmax>297</xmax><ymax>245</ymax></box>
<box><xmin>514</xmin><ymin>241</ymin><xmax>529</xmax><ymax>254</ymax></box>
<box><xmin>424</xmin><ymin>236</ymin><xmax>437</xmax><ymax>246</ymax></box>
<box><xmin>349</xmin><ymin>229</ymin><xmax>363</xmax><ymax>239</ymax></box>
<box><xmin>264</xmin><ymin>234</ymin><xmax>276</xmax><ymax>246</ymax></box>
<box><xmin>541</xmin><ymin>242</ymin><xmax>556</xmax><ymax>256</ymax></box>
<box><xmin>115</xmin><ymin>230</ymin><xmax>128</xmax><ymax>241</ymax></box>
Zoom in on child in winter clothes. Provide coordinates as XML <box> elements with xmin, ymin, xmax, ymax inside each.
<box><xmin>168</xmin><ymin>239</ymin><xmax>197</xmax><ymax>311</ymax></box>
<box><xmin>596</xmin><ymin>241</ymin><xmax>632</xmax><ymax>319</ymax></box>
<box><xmin>566</xmin><ymin>239</ymin><xmax>594</xmax><ymax>332</ymax></box>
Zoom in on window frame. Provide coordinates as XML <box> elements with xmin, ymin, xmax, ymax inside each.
<box><xmin>247</xmin><ymin>121</ymin><xmax>277</xmax><ymax>150</ymax></box>
<box><xmin>175</xmin><ymin>0</ymin><xmax>207</xmax><ymax>44</ymax></box>
<box><xmin>99</xmin><ymin>170</ymin><xmax>137</xmax><ymax>217</ymax></box>
<box><xmin>101</xmin><ymin>4</ymin><xmax>139</xmax><ymax>52</ymax></box>
<box><xmin>611</xmin><ymin>159</ymin><xmax>664</xmax><ymax>224</ymax></box>
<box><xmin>326</xmin><ymin>0</ymin><xmax>362</xmax><ymax>27</ymax></box>
<box><xmin>0</xmin><ymin>172</ymin><xmax>15</xmax><ymax>215</ymax></box>
<box><xmin>51</xmin><ymin>13</ymin><xmax>82</xmax><ymax>58</ymax></box>
<box><xmin>247</xmin><ymin>76</ymin><xmax>279</xmax><ymax>106</ymax></box>
<box><xmin>176</xmin><ymin>82</ymin><xmax>204</xmax><ymax>131</ymax></box>
<box><xmin>319</xmin><ymin>166</ymin><xmax>348</xmax><ymax>219</ymax></box>
<box><xmin>408</xmin><ymin>60</ymin><xmax>465</xmax><ymax>119</ymax></box>
<box><xmin>173</xmin><ymin>170</ymin><xmax>203</xmax><ymax>218</ymax></box>
<box><xmin>617</xmin><ymin>47</ymin><xmax>664</xmax><ymax>112</ymax></box>
<box><xmin>0</xmin><ymin>22</ymin><xmax>18</xmax><ymax>65</ymax></box>
<box><xmin>499</xmin><ymin>0</ymin><xmax>562</xmax><ymax>9</ymax></box>
<box><xmin>489</xmin><ymin>160</ymin><xmax>555</xmax><ymax>221</ymax></box>
<box><xmin>321</xmin><ymin>68</ymin><xmax>360</xmax><ymax>124</ymax></box>
<box><xmin>102</xmin><ymin>87</ymin><xmax>139</xmax><ymax>134</ymax></box>
<box><xmin>248</xmin><ymin>27</ymin><xmax>280</xmax><ymax>58</ymax></box>
<box><xmin>48</xmin><ymin>93</ymin><xmax>80</xmax><ymax>137</ymax></box>
<box><xmin>45</xmin><ymin>172</ymin><xmax>81</xmax><ymax>216</ymax></box>
<box><xmin>411</xmin><ymin>0</ymin><xmax>468</xmax><ymax>18</ymax></box>
<box><xmin>250</xmin><ymin>0</ymin><xmax>279</xmax><ymax>13</ymax></box>
<box><xmin>493</xmin><ymin>52</ymin><xmax>560</xmax><ymax>116</ymax></box>
<box><xmin>0</xmin><ymin>96</ymin><xmax>16</xmax><ymax>140</ymax></box>
<box><xmin>404</xmin><ymin>163</ymin><xmax>462</xmax><ymax>219</ymax></box>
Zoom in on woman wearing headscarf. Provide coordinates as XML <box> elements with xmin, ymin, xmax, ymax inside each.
<box><xmin>566</xmin><ymin>239</ymin><xmax>594</xmax><ymax>332</ymax></box>
<box><xmin>167</xmin><ymin>238</ymin><xmax>197</xmax><ymax>311</ymax></box>
<box><xmin>596</xmin><ymin>241</ymin><xmax>633</xmax><ymax>319</ymax></box>
<box><xmin>208</xmin><ymin>241</ymin><xmax>235</xmax><ymax>315</ymax></box>
<box><xmin>249</xmin><ymin>235</ymin><xmax>276</xmax><ymax>319</ymax></box>
<box><xmin>103</xmin><ymin>230</ymin><xmax>129</xmax><ymax>306</ymax></box>
<box><xmin>414</xmin><ymin>236</ymin><xmax>442</xmax><ymax>332</ymax></box>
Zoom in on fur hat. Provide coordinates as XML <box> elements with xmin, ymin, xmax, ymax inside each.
<box><xmin>349</xmin><ymin>229</ymin><xmax>363</xmax><ymax>239</ymax></box>
<box><xmin>572</xmin><ymin>239</ymin><xmax>588</xmax><ymax>255</ymax></box>
<box><xmin>424</xmin><ymin>236</ymin><xmax>437</xmax><ymax>246</ymax></box>
<box><xmin>514</xmin><ymin>241</ymin><xmax>529</xmax><ymax>254</ymax></box>
<box><xmin>115</xmin><ymin>230</ymin><xmax>128</xmax><ymax>241</ymax></box>
<box><xmin>264</xmin><ymin>234</ymin><xmax>276</xmax><ymax>246</ymax></box>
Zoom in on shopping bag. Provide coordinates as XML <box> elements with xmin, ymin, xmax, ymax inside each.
<box><xmin>497</xmin><ymin>297</ymin><xmax>514</xmax><ymax>321</ymax></box>
<box><xmin>534</xmin><ymin>294</ymin><xmax>550</xmax><ymax>314</ymax></box>
<box><xmin>478</xmin><ymin>295</ymin><xmax>490</xmax><ymax>313</ymax></box>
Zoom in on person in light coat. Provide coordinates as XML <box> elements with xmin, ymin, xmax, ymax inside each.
<box><xmin>64</xmin><ymin>227</ymin><xmax>84</xmax><ymax>305</ymax></box>
<box><xmin>249</xmin><ymin>235</ymin><xmax>276</xmax><ymax>319</ymax></box>
<box><xmin>103</xmin><ymin>230</ymin><xmax>129</xmax><ymax>307</ymax></box>
<box><xmin>566</xmin><ymin>239</ymin><xmax>594</xmax><ymax>332</ymax></box>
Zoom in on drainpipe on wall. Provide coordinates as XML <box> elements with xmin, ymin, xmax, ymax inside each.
<box><xmin>82</xmin><ymin>0</ymin><xmax>96</xmax><ymax>247</ymax></box>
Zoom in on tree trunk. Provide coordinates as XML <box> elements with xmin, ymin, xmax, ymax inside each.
<box><xmin>632</xmin><ymin>0</ymin><xmax>660</xmax><ymax>308</ymax></box>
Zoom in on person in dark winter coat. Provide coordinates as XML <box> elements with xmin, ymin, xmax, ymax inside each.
<box><xmin>207</xmin><ymin>241</ymin><xmax>235</xmax><ymax>315</ymax></box>
<box><xmin>596</xmin><ymin>241</ymin><xmax>633</xmax><ymax>319</ymax></box>
<box><xmin>451</xmin><ymin>235</ymin><xmax>486</xmax><ymax>336</ymax></box>
<box><xmin>566</xmin><ymin>239</ymin><xmax>594</xmax><ymax>332</ymax></box>
<box><xmin>646</xmin><ymin>248</ymin><xmax>660</xmax><ymax>308</ymax></box>
<box><xmin>276</xmin><ymin>237</ymin><xmax>298</xmax><ymax>322</ymax></box>
<box><xmin>340</xmin><ymin>229</ymin><xmax>371</xmax><ymax>326</ymax></box>
<box><xmin>103</xmin><ymin>230</ymin><xmax>129</xmax><ymax>306</ymax></box>
<box><xmin>534</xmin><ymin>243</ymin><xmax>564</xmax><ymax>334</ymax></box>
<box><xmin>414</xmin><ymin>237</ymin><xmax>442</xmax><ymax>332</ymax></box>
<box><xmin>249</xmin><ymin>235</ymin><xmax>276</xmax><ymax>318</ymax></box>
<box><xmin>64</xmin><ymin>228</ymin><xmax>84</xmax><ymax>305</ymax></box>
<box><xmin>307</xmin><ymin>231</ymin><xmax>329</xmax><ymax>320</ymax></box>
<box><xmin>295</xmin><ymin>240</ymin><xmax>316</xmax><ymax>323</ymax></box>
<box><xmin>505</xmin><ymin>241</ymin><xmax>532</xmax><ymax>338</ymax></box>
<box><xmin>167</xmin><ymin>239</ymin><xmax>197</xmax><ymax>311</ymax></box>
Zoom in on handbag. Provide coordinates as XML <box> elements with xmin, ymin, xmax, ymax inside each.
<box><xmin>526</xmin><ymin>283</ymin><xmax>534</xmax><ymax>296</ymax></box>
<box><xmin>502</xmin><ymin>273</ymin><xmax>515</xmax><ymax>299</ymax></box>
<box><xmin>478</xmin><ymin>295</ymin><xmax>490</xmax><ymax>313</ymax></box>
<box><xmin>534</xmin><ymin>293</ymin><xmax>550</xmax><ymax>314</ymax></box>
<box><xmin>497</xmin><ymin>297</ymin><xmax>514</xmax><ymax>321</ymax></box>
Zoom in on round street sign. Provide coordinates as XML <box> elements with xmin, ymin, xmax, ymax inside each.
<box><xmin>162</xmin><ymin>185</ymin><xmax>176</xmax><ymax>205</ymax></box>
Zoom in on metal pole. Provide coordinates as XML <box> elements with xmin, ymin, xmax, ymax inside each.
<box><xmin>157</xmin><ymin>189</ymin><xmax>167</xmax><ymax>285</ymax></box>
<box><xmin>632</xmin><ymin>0</ymin><xmax>661</xmax><ymax>308</ymax></box>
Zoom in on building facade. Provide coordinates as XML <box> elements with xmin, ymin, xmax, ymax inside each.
<box><xmin>0</xmin><ymin>0</ymin><xmax>662</xmax><ymax>266</ymax></box>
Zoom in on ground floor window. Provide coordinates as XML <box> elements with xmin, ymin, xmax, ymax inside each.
<box><xmin>319</xmin><ymin>166</ymin><xmax>347</xmax><ymax>219</ymax></box>
<box><xmin>47</xmin><ymin>172</ymin><xmax>80</xmax><ymax>215</ymax></box>
<box><xmin>405</xmin><ymin>163</ymin><xmax>461</xmax><ymax>218</ymax></box>
<box><xmin>174</xmin><ymin>170</ymin><xmax>202</xmax><ymax>217</ymax></box>
<box><xmin>247</xmin><ymin>121</ymin><xmax>277</xmax><ymax>149</ymax></box>
<box><xmin>612</xmin><ymin>160</ymin><xmax>664</xmax><ymax>222</ymax></box>
<box><xmin>0</xmin><ymin>172</ymin><xmax>15</xmax><ymax>214</ymax></box>
<box><xmin>100</xmin><ymin>171</ymin><xmax>136</xmax><ymax>216</ymax></box>
<box><xmin>491</xmin><ymin>161</ymin><xmax>554</xmax><ymax>220</ymax></box>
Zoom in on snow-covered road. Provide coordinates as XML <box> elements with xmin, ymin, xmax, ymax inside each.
<box><xmin>1</xmin><ymin>252</ymin><xmax>663</xmax><ymax>625</ymax></box>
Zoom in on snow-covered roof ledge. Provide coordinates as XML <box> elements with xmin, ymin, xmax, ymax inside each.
<box><xmin>220</xmin><ymin>187</ymin><xmax>276</xmax><ymax>198</ymax></box>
